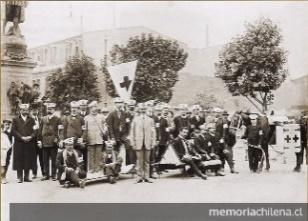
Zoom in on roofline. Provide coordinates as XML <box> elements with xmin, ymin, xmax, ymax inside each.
<box><xmin>28</xmin><ymin>25</ymin><xmax>187</xmax><ymax>50</ymax></box>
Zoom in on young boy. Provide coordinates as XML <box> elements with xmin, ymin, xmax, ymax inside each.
<box><xmin>101</xmin><ymin>141</ymin><xmax>123</xmax><ymax>184</ymax></box>
<box><xmin>1</xmin><ymin>120</ymin><xmax>13</xmax><ymax>184</ymax></box>
<box><xmin>56</xmin><ymin>137</ymin><xmax>86</xmax><ymax>188</ymax></box>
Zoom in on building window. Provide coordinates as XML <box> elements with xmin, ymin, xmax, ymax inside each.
<box><xmin>52</xmin><ymin>47</ymin><xmax>57</xmax><ymax>64</ymax></box>
<box><xmin>66</xmin><ymin>42</ymin><xmax>72</xmax><ymax>60</ymax></box>
<box><xmin>45</xmin><ymin>48</ymin><xmax>48</xmax><ymax>65</ymax></box>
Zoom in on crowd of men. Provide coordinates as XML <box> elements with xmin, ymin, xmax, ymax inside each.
<box><xmin>1</xmin><ymin>97</ymin><xmax>307</xmax><ymax>188</ymax></box>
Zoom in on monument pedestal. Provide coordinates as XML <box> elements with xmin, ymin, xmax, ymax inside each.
<box><xmin>1</xmin><ymin>34</ymin><xmax>36</xmax><ymax>119</ymax></box>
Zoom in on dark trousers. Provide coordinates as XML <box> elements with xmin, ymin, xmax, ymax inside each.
<box><xmin>17</xmin><ymin>169</ymin><xmax>30</xmax><ymax>181</ymax></box>
<box><xmin>182</xmin><ymin>158</ymin><xmax>206</xmax><ymax>177</ymax></box>
<box><xmin>155</xmin><ymin>144</ymin><xmax>168</xmax><ymax>163</ymax></box>
<box><xmin>223</xmin><ymin>145</ymin><xmax>234</xmax><ymax>169</ymax></box>
<box><xmin>295</xmin><ymin>142</ymin><xmax>307</xmax><ymax>166</ymax></box>
<box><xmin>216</xmin><ymin>144</ymin><xmax>233</xmax><ymax>170</ymax></box>
<box><xmin>104</xmin><ymin>163</ymin><xmax>122</xmax><ymax>177</ymax></box>
<box><xmin>33</xmin><ymin>146</ymin><xmax>44</xmax><ymax>176</ymax></box>
<box><xmin>59</xmin><ymin>170</ymin><xmax>82</xmax><ymax>187</ymax></box>
<box><xmin>43</xmin><ymin>147</ymin><xmax>58</xmax><ymax>178</ymax></box>
<box><xmin>115</xmin><ymin>137</ymin><xmax>132</xmax><ymax>165</ymax></box>
<box><xmin>248</xmin><ymin>145</ymin><xmax>262</xmax><ymax>172</ymax></box>
<box><xmin>2</xmin><ymin>148</ymin><xmax>12</xmax><ymax>178</ymax></box>
<box><xmin>114</xmin><ymin>137</ymin><xmax>130</xmax><ymax>153</ymax></box>
<box><xmin>126</xmin><ymin>146</ymin><xmax>136</xmax><ymax>165</ymax></box>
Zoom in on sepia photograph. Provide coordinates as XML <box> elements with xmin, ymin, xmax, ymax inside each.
<box><xmin>1</xmin><ymin>1</ymin><xmax>307</xmax><ymax>221</ymax></box>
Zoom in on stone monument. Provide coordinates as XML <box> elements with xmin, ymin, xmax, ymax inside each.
<box><xmin>1</xmin><ymin>1</ymin><xmax>36</xmax><ymax>118</ymax></box>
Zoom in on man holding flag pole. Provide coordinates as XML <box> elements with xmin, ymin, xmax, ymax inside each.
<box><xmin>106</xmin><ymin>60</ymin><xmax>138</xmax><ymax>167</ymax></box>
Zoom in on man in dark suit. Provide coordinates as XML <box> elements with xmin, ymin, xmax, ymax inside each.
<box><xmin>215</xmin><ymin>111</ymin><xmax>238</xmax><ymax>174</ymax></box>
<box><xmin>153</xmin><ymin>106</ymin><xmax>170</xmax><ymax>163</ymax></box>
<box><xmin>173</xmin><ymin>104</ymin><xmax>191</xmax><ymax>138</ymax></box>
<box><xmin>294</xmin><ymin>112</ymin><xmax>307</xmax><ymax>172</ymax></box>
<box><xmin>106</xmin><ymin>97</ymin><xmax>130</xmax><ymax>155</ymax></box>
<box><xmin>190</xmin><ymin>105</ymin><xmax>205</xmax><ymax>133</ymax></box>
<box><xmin>60</xmin><ymin>101</ymin><xmax>86</xmax><ymax>170</ymax></box>
<box><xmin>124</xmin><ymin>99</ymin><xmax>137</xmax><ymax>165</ymax></box>
<box><xmin>78</xmin><ymin>99</ymin><xmax>89</xmax><ymax>169</ymax></box>
<box><xmin>11</xmin><ymin>104</ymin><xmax>38</xmax><ymax>183</ymax></box>
<box><xmin>39</xmin><ymin>103</ymin><xmax>62</xmax><ymax>181</ymax></box>
<box><xmin>173</xmin><ymin>127</ymin><xmax>208</xmax><ymax>180</ymax></box>
<box><xmin>30</xmin><ymin>104</ymin><xmax>44</xmax><ymax>179</ymax></box>
<box><xmin>193</xmin><ymin>126</ymin><xmax>224</xmax><ymax>176</ymax></box>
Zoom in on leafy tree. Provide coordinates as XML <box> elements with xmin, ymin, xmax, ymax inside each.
<box><xmin>215</xmin><ymin>17</ymin><xmax>288</xmax><ymax>112</ymax></box>
<box><xmin>101</xmin><ymin>33</ymin><xmax>188</xmax><ymax>103</ymax></box>
<box><xmin>194</xmin><ymin>93</ymin><xmax>222</xmax><ymax>110</ymax></box>
<box><xmin>46</xmin><ymin>54</ymin><xmax>101</xmax><ymax>109</ymax></box>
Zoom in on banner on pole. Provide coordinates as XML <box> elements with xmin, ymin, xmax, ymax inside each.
<box><xmin>107</xmin><ymin>60</ymin><xmax>138</xmax><ymax>101</ymax></box>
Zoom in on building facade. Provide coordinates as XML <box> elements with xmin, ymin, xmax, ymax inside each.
<box><xmin>28</xmin><ymin>26</ymin><xmax>187</xmax><ymax>107</ymax></box>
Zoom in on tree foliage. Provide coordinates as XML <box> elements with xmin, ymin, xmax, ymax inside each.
<box><xmin>101</xmin><ymin>33</ymin><xmax>188</xmax><ymax>103</ymax></box>
<box><xmin>215</xmin><ymin>17</ymin><xmax>288</xmax><ymax>112</ymax></box>
<box><xmin>46</xmin><ymin>54</ymin><xmax>101</xmax><ymax>109</ymax></box>
<box><xmin>194</xmin><ymin>93</ymin><xmax>221</xmax><ymax>110</ymax></box>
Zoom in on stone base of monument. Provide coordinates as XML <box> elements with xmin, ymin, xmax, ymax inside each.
<box><xmin>1</xmin><ymin>34</ymin><xmax>37</xmax><ymax>119</ymax></box>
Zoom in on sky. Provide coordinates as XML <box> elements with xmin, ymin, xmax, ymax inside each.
<box><xmin>15</xmin><ymin>1</ymin><xmax>308</xmax><ymax>78</ymax></box>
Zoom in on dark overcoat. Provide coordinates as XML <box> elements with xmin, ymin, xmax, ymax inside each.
<box><xmin>11</xmin><ymin>115</ymin><xmax>37</xmax><ymax>170</ymax></box>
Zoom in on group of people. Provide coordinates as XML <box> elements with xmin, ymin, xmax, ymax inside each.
<box><xmin>1</xmin><ymin>97</ymin><xmax>307</xmax><ymax>188</ymax></box>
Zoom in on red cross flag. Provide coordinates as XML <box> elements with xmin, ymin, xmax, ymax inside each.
<box><xmin>107</xmin><ymin>60</ymin><xmax>138</xmax><ymax>101</ymax></box>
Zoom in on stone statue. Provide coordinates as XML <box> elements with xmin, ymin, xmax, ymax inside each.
<box><xmin>3</xmin><ymin>1</ymin><xmax>28</xmax><ymax>37</ymax></box>
<box><xmin>1</xmin><ymin>1</ymin><xmax>29</xmax><ymax>60</ymax></box>
<box><xmin>7</xmin><ymin>81</ymin><xmax>21</xmax><ymax>115</ymax></box>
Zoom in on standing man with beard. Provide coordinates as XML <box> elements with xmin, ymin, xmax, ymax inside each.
<box><xmin>11</xmin><ymin>104</ymin><xmax>38</xmax><ymax>183</ymax></box>
<box><xmin>173</xmin><ymin>104</ymin><xmax>191</xmax><ymax>138</ymax></box>
<box><xmin>39</xmin><ymin>103</ymin><xmax>62</xmax><ymax>181</ymax></box>
<box><xmin>60</xmin><ymin>101</ymin><xmax>86</xmax><ymax>170</ymax></box>
<box><xmin>106</xmin><ymin>97</ymin><xmax>130</xmax><ymax>156</ymax></box>
<box><xmin>78</xmin><ymin>100</ymin><xmax>89</xmax><ymax>119</ymax></box>
<box><xmin>84</xmin><ymin>101</ymin><xmax>107</xmax><ymax>174</ymax></box>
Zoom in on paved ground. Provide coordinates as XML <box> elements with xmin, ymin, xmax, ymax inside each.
<box><xmin>1</xmin><ymin>142</ymin><xmax>307</xmax><ymax>221</ymax></box>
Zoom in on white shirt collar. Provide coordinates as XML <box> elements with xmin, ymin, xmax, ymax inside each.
<box><xmin>21</xmin><ymin>115</ymin><xmax>28</xmax><ymax>121</ymax></box>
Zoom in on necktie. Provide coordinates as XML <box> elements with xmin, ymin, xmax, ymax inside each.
<box><xmin>183</xmin><ymin>139</ymin><xmax>189</xmax><ymax>154</ymax></box>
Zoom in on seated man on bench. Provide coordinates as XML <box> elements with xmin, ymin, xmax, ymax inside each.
<box><xmin>193</xmin><ymin>126</ymin><xmax>224</xmax><ymax>176</ymax></box>
<box><xmin>172</xmin><ymin>127</ymin><xmax>208</xmax><ymax>180</ymax></box>
<box><xmin>56</xmin><ymin>137</ymin><xmax>86</xmax><ymax>188</ymax></box>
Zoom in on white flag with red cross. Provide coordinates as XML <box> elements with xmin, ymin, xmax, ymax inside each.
<box><xmin>107</xmin><ymin>61</ymin><xmax>138</xmax><ymax>102</ymax></box>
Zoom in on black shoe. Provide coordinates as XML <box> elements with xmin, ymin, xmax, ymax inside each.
<box><xmin>17</xmin><ymin>179</ymin><xmax>23</xmax><ymax>183</ymax></box>
<box><xmin>293</xmin><ymin>166</ymin><xmax>301</xmax><ymax>172</ymax></box>
<box><xmin>52</xmin><ymin>176</ymin><xmax>57</xmax><ymax>181</ymax></box>
<box><xmin>41</xmin><ymin>176</ymin><xmax>50</xmax><ymax>181</ymax></box>
<box><xmin>150</xmin><ymin>175</ymin><xmax>157</xmax><ymax>179</ymax></box>
<box><xmin>109</xmin><ymin>177</ymin><xmax>116</xmax><ymax>184</ymax></box>
<box><xmin>230</xmin><ymin>169</ymin><xmax>239</xmax><ymax>174</ymax></box>
<box><xmin>135</xmin><ymin>178</ymin><xmax>143</xmax><ymax>184</ymax></box>
<box><xmin>144</xmin><ymin>179</ymin><xmax>153</xmax><ymax>183</ymax></box>
<box><xmin>24</xmin><ymin>179</ymin><xmax>32</xmax><ymax>182</ymax></box>
<box><xmin>32</xmin><ymin>175</ymin><xmax>37</xmax><ymax>179</ymax></box>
